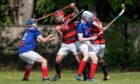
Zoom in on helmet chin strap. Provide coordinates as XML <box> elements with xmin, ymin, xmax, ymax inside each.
<box><xmin>32</xmin><ymin>23</ymin><xmax>37</xmax><ymax>27</ymax></box>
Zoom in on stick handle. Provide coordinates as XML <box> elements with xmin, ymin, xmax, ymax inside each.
<box><xmin>36</xmin><ymin>13</ymin><xmax>54</xmax><ymax>21</ymax></box>
<box><xmin>36</xmin><ymin>5</ymin><xmax>71</xmax><ymax>21</ymax></box>
<box><xmin>66</xmin><ymin>9</ymin><xmax>84</xmax><ymax>23</ymax></box>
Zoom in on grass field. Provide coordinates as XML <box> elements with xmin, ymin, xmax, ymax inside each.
<box><xmin>0</xmin><ymin>70</ymin><xmax>140</xmax><ymax>84</ymax></box>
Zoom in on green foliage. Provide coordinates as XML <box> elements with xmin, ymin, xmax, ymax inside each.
<box><xmin>104</xmin><ymin>22</ymin><xmax>140</xmax><ymax>69</ymax></box>
<box><xmin>107</xmin><ymin>0</ymin><xmax>133</xmax><ymax>11</ymax></box>
<box><xmin>0</xmin><ymin>0</ymin><xmax>12</xmax><ymax>26</ymax></box>
<box><xmin>35</xmin><ymin>0</ymin><xmax>55</xmax><ymax>23</ymax></box>
<box><xmin>0</xmin><ymin>0</ymin><xmax>139</xmax><ymax>25</ymax></box>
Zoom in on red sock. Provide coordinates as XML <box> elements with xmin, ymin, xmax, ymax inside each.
<box><xmin>41</xmin><ymin>66</ymin><xmax>48</xmax><ymax>79</ymax></box>
<box><xmin>90</xmin><ymin>63</ymin><xmax>97</xmax><ymax>79</ymax></box>
<box><xmin>78</xmin><ymin>60</ymin><xmax>86</xmax><ymax>76</ymax></box>
<box><xmin>24</xmin><ymin>68</ymin><xmax>31</xmax><ymax>79</ymax></box>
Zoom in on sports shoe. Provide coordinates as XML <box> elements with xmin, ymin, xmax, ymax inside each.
<box><xmin>103</xmin><ymin>75</ymin><xmax>110</xmax><ymax>81</ymax></box>
<box><xmin>51</xmin><ymin>75</ymin><xmax>61</xmax><ymax>81</ymax></box>
<box><xmin>42</xmin><ymin>78</ymin><xmax>50</xmax><ymax>81</ymax></box>
<box><xmin>22</xmin><ymin>77</ymin><xmax>29</xmax><ymax>81</ymax></box>
<box><xmin>87</xmin><ymin>78</ymin><xmax>96</xmax><ymax>82</ymax></box>
<box><xmin>76</xmin><ymin>75</ymin><xmax>81</xmax><ymax>81</ymax></box>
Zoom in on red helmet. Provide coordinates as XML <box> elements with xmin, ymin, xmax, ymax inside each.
<box><xmin>55</xmin><ymin>10</ymin><xmax>64</xmax><ymax>16</ymax></box>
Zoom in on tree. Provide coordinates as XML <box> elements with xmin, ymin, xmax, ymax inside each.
<box><xmin>8</xmin><ymin>0</ymin><xmax>34</xmax><ymax>25</ymax></box>
<box><xmin>0</xmin><ymin>0</ymin><xmax>12</xmax><ymax>26</ymax></box>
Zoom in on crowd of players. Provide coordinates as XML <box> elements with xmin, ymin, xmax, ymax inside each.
<box><xmin>18</xmin><ymin>3</ymin><xmax>110</xmax><ymax>82</ymax></box>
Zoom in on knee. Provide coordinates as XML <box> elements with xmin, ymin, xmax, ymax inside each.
<box><xmin>55</xmin><ymin>55</ymin><xmax>61</xmax><ymax>64</ymax></box>
<box><xmin>26</xmin><ymin>64</ymin><xmax>33</xmax><ymax>69</ymax></box>
<box><xmin>83</xmin><ymin>54</ymin><xmax>89</xmax><ymax>61</ymax></box>
<box><xmin>94</xmin><ymin>56</ymin><xmax>98</xmax><ymax>63</ymax></box>
<box><xmin>42</xmin><ymin>59</ymin><xmax>47</xmax><ymax>65</ymax></box>
<box><xmin>83</xmin><ymin>56</ymin><xmax>89</xmax><ymax>61</ymax></box>
<box><xmin>91</xmin><ymin>55</ymin><xmax>98</xmax><ymax>64</ymax></box>
<box><xmin>99</xmin><ymin>57</ymin><xmax>104</xmax><ymax>63</ymax></box>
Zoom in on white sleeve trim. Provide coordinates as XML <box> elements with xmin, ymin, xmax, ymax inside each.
<box><xmin>37</xmin><ymin>35</ymin><xmax>42</xmax><ymax>39</ymax></box>
<box><xmin>78</xmin><ymin>33</ymin><xmax>83</xmax><ymax>36</ymax></box>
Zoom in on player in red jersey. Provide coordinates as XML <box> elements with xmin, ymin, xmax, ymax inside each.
<box><xmin>51</xmin><ymin>3</ymin><xmax>80</xmax><ymax>81</ymax></box>
<box><xmin>90</xmin><ymin>11</ymin><xmax>110</xmax><ymax>81</ymax></box>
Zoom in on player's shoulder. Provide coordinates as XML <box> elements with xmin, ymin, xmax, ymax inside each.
<box><xmin>94</xmin><ymin>18</ymin><xmax>102</xmax><ymax>25</ymax></box>
<box><xmin>29</xmin><ymin>27</ymin><xmax>39</xmax><ymax>32</ymax></box>
<box><xmin>56</xmin><ymin>25</ymin><xmax>61</xmax><ymax>30</ymax></box>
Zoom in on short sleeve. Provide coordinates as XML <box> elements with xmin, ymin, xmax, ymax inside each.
<box><xmin>76</xmin><ymin>21</ymin><xmax>83</xmax><ymax>34</ymax></box>
<box><xmin>56</xmin><ymin>25</ymin><xmax>61</xmax><ymax>30</ymax></box>
<box><xmin>35</xmin><ymin>30</ymin><xmax>41</xmax><ymax>38</ymax></box>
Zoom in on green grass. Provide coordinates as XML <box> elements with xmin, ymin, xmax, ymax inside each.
<box><xmin>0</xmin><ymin>70</ymin><xmax>140</xmax><ymax>84</ymax></box>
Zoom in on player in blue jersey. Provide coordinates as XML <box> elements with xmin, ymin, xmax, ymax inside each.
<box><xmin>18</xmin><ymin>18</ymin><xmax>54</xmax><ymax>81</ymax></box>
<box><xmin>75</xmin><ymin>11</ymin><xmax>106</xmax><ymax>81</ymax></box>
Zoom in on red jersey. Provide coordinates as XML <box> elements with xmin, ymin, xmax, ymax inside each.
<box><xmin>56</xmin><ymin>13</ymin><xmax>77</xmax><ymax>44</ymax></box>
<box><xmin>91</xmin><ymin>18</ymin><xmax>105</xmax><ymax>44</ymax></box>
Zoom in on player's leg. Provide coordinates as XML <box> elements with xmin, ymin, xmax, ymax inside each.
<box><xmin>52</xmin><ymin>54</ymin><xmax>64</xmax><ymax>80</ymax></box>
<box><xmin>74</xmin><ymin>54</ymin><xmax>81</xmax><ymax>63</ymax></box>
<box><xmin>74</xmin><ymin>50</ymin><xmax>89</xmax><ymax>81</ymax></box>
<box><xmin>35</xmin><ymin>55</ymin><xmax>49</xmax><ymax>81</ymax></box>
<box><xmin>99</xmin><ymin>57</ymin><xmax>110</xmax><ymax>80</ymax></box>
<box><xmin>22</xmin><ymin>63</ymin><xmax>33</xmax><ymax>81</ymax></box>
<box><xmin>82</xmin><ymin>61</ymin><xmax>90</xmax><ymax>81</ymax></box>
<box><xmin>88</xmin><ymin>52</ymin><xmax>98</xmax><ymax>81</ymax></box>
<box><xmin>70</xmin><ymin>43</ymin><xmax>81</xmax><ymax>63</ymax></box>
<box><xmin>98</xmin><ymin>44</ymin><xmax>110</xmax><ymax>81</ymax></box>
<box><xmin>74</xmin><ymin>42</ymin><xmax>89</xmax><ymax>80</ymax></box>
<box><xmin>19</xmin><ymin>51</ymin><xmax>39</xmax><ymax>81</ymax></box>
<box><xmin>51</xmin><ymin>43</ymin><xmax>68</xmax><ymax>81</ymax></box>
<box><xmin>76</xmin><ymin>43</ymin><xmax>89</xmax><ymax>80</ymax></box>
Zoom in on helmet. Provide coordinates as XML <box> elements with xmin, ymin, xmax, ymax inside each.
<box><xmin>26</xmin><ymin>18</ymin><xmax>37</xmax><ymax>27</ymax></box>
<box><xmin>55</xmin><ymin>10</ymin><xmax>64</xmax><ymax>16</ymax></box>
<box><xmin>82</xmin><ymin>11</ymin><xmax>93</xmax><ymax>21</ymax></box>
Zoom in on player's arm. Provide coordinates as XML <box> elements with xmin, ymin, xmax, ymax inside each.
<box><xmin>70</xmin><ymin>3</ymin><xmax>79</xmax><ymax>15</ymax></box>
<box><xmin>55</xmin><ymin>26</ymin><xmax>63</xmax><ymax>41</ymax></box>
<box><xmin>74</xmin><ymin>54</ymin><xmax>81</xmax><ymax>63</ymax></box>
<box><xmin>37</xmin><ymin>34</ymin><xmax>55</xmax><ymax>43</ymax></box>
<box><xmin>78</xmin><ymin>34</ymin><xmax>97</xmax><ymax>42</ymax></box>
<box><xmin>92</xmin><ymin>21</ymin><xmax>106</xmax><ymax>31</ymax></box>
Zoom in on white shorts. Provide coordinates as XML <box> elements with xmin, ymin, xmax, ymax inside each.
<box><xmin>57</xmin><ymin>43</ymin><xmax>78</xmax><ymax>56</ymax></box>
<box><xmin>76</xmin><ymin>41</ymin><xmax>96</xmax><ymax>59</ymax></box>
<box><xmin>75</xmin><ymin>41</ymin><xmax>89</xmax><ymax>52</ymax></box>
<box><xmin>91</xmin><ymin>44</ymin><xmax>105</xmax><ymax>57</ymax></box>
<box><xmin>19</xmin><ymin>51</ymin><xmax>41</xmax><ymax>64</ymax></box>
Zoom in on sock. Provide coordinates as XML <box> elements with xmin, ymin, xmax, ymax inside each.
<box><xmin>89</xmin><ymin>63</ymin><xmax>97</xmax><ymax>79</ymax></box>
<box><xmin>86</xmin><ymin>62</ymin><xmax>91</xmax><ymax>78</ymax></box>
<box><xmin>24</xmin><ymin>67</ymin><xmax>31</xmax><ymax>79</ymax></box>
<box><xmin>82</xmin><ymin>66</ymin><xmax>88</xmax><ymax>80</ymax></box>
<box><xmin>41</xmin><ymin>66</ymin><xmax>48</xmax><ymax>79</ymax></box>
<box><xmin>55</xmin><ymin>63</ymin><xmax>61</xmax><ymax>77</ymax></box>
<box><xmin>100</xmin><ymin>62</ymin><xmax>109</xmax><ymax>77</ymax></box>
<box><xmin>78</xmin><ymin>60</ymin><xmax>86</xmax><ymax>76</ymax></box>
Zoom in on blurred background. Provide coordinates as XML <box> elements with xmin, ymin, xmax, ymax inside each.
<box><xmin>0</xmin><ymin>0</ymin><xmax>140</xmax><ymax>71</ymax></box>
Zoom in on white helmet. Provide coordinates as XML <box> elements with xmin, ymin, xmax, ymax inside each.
<box><xmin>82</xmin><ymin>11</ymin><xmax>93</xmax><ymax>20</ymax></box>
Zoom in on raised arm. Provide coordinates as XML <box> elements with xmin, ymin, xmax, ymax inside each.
<box><xmin>70</xmin><ymin>3</ymin><xmax>79</xmax><ymax>15</ymax></box>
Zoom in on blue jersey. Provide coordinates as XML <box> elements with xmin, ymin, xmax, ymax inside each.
<box><xmin>18</xmin><ymin>27</ymin><xmax>41</xmax><ymax>54</ymax></box>
<box><xmin>76</xmin><ymin>19</ymin><xmax>94</xmax><ymax>39</ymax></box>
